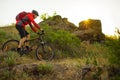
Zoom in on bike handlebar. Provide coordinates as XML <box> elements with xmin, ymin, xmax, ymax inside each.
<box><xmin>37</xmin><ymin>30</ymin><xmax>45</xmax><ymax>35</ymax></box>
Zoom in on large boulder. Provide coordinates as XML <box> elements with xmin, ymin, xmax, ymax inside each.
<box><xmin>40</xmin><ymin>15</ymin><xmax>77</xmax><ymax>32</ymax></box>
<box><xmin>74</xmin><ymin>19</ymin><xmax>105</xmax><ymax>43</ymax></box>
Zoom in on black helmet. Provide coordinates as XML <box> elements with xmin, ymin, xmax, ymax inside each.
<box><xmin>32</xmin><ymin>10</ymin><xmax>39</xmax><ymax>16</ymax></box>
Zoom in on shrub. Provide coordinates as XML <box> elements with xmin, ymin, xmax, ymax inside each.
<box><xmin>105</xmin><ymin>36</ymin><xmax>120</xmax><ymax>66</ymax></box>
<box><xmin>37</xmin><ymin>63</ymin><xmax>53</xmax><ymax>75</ymax></box>
<box><xmin>4</xmin><ymin>51</ymin><xmax>18</xmax><ymax>66</ymax></box>
<box><xmin>44</xmin><ymin>27</ymin><xmax>81</xmax><ymax>57</ymax></box>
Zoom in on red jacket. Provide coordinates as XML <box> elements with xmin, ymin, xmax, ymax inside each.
<box><xmin>16</xmin><ymin>13</ymin><xmax>40</xmax><ymax>32</ymax></box>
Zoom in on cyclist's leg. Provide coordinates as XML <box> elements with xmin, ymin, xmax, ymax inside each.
<box><xmin>25</xmin><ymin>31</ymin><xmax>30</xmax><ymax>48</ymax></box>
<box><xmin>19</xmin><ymin>37</ymin><xmax>26</xmax><ymax>48</ymax></box>
<box><xmin>16</xmin><ymin>25</ymin><xmax>27</xmax><ymax>52</ymax></box>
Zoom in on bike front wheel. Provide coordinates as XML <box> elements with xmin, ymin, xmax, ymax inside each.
<box><xmin>36</xmin><ymin>44</ymin><xmax>54</xmax><ymax>61</ymax></box>
<box><xmin>2</xmin><ymin>40</ymin><xmax>19</xmax><ymax>56</ymax></box>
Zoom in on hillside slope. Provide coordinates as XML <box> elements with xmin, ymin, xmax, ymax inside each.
<box><xmin>0</xmin><ymin>17</ymin><xmax>120</xmax><ymax>79</ymax></box>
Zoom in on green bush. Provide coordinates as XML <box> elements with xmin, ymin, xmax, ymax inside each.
<box><xmin>4</xmin><ymin>51</ymin><xmax>18</xmax><ymax>66</ymax></box>
<box><xmin>43</xmin><ymin>26</ymin><xmax>81</xmax><ymax>57</ymax></box>
<box><xmin>37</xmin><ymin>63</ymin><xmax>53</xmax><ymax>75</ymax></box>
<box><xmin>105</xmin><ymin>36</ymin><xmax>120</xmax><ymax>66</ymax></box>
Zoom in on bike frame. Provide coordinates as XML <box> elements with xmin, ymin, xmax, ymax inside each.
<box><xmin>23</xmin><ymin>33</ymin><xmax>45</xmax><ymax>52</ymax></box>
<box><xmin>25</xmin><ymin>32</ymin><xmax>44</xmax><ymax>43</ymax></box>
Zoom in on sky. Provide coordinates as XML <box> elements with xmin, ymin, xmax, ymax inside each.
<box><xmin>0</xmin><ymin>0</ymin><xmax>120</xmax><ymax>35</ymax></box>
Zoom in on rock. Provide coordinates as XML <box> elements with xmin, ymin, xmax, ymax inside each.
<box><xmin>40</xmin><ymin>15</ymin><xmax>77</xmax><ymax>32</ymax></box>
<box><xmin>74</xmin><ymin>19</ymin><xmax>105</xmax><ymax>43</ymax></box>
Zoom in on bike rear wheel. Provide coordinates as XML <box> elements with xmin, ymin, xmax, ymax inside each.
<box><xmin>36</xmin><ymin>44</ymin><xmax>54</xmax><ymax>61</ymax></box>
<box><xmin>2</xmin><ymin>40</ymin><xmax>19</xmax><ymax>56</ymax></box>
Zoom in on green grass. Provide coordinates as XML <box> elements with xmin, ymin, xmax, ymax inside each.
<box><xmin>104</xmin><ymin>36</ymin><xmax>120</xmax><ymax>66</ymax></box>
<box><xmin>37</xmin><ymin>63</ymin><xmax>53</xmax><ymax>75</ymax></box>
<box><xmin>0</xmin><ymin>25</ymin><xmax>20</xmax><ymax>46</ymax></box>
<box><xmin>4</xmin><ymin>51</ymin><xmax>19</xmax><ymax>66</ymax></box>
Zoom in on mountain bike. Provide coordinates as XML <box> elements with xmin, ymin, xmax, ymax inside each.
<box><xmin>2</xmin><ymin>31</ymin><xmax>54</xmax><ymax>61</ymax></box>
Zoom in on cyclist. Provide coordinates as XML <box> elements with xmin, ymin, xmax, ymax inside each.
<box><xmin>15</xmin><ymin>10</ymin><xmax>43</xmax><ymax>55</ymax></box>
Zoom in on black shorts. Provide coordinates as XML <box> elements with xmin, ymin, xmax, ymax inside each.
<box><xmin>16</xmin><ymin>25</ymin><xmax>29</xmax><ymax>38</ymax></box>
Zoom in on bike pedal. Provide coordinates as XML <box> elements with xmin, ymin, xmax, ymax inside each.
<box><xmin>19</xmin><ymin>52</ymin><xmax>24</xmax><ymax>57</ymax></box>
<box><xmin>20</xmin><ymin>54</ymin><xmax>23</xmax><ymax>57</ymax></box>
<box><xmin>27</xmin><ymin>49</ymin><xmax>32</xmax><ymax>52</ymax></box>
